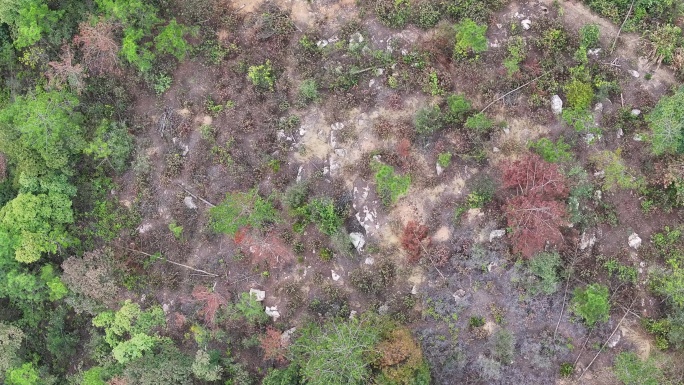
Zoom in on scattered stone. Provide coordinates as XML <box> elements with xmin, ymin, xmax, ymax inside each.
<box><xmin>521</xmin><ymin>19</ymin><xmax>531</xmax><ymax>30</ymax></box>
<box><xmin>349</xmin><ymin>310</ymin><xmax>357</xmax><ymax>319</ymax></box>
<box><xmin>487</xmin><ymin>262</ymin><xmax>497</xmax><ymax>272</ymax></box>
<box><xmin>617</xmin><ymin>128</ymin><xmax>624</xmax><ymax>139</ymax></box>
<box><xmin>364</xmin><ymin>257</ymin><xmax>374</xmax><ymax>265</ymax></box>
<box><xmin>607</xmin><ymin>329</ymin><xmax>622</xmax><ymax>348</ymax></box>
<box><xmin>436</xmin><ymin>163</ymin><xmax>444</xmax><ymax>176</ymax></box>
<box><xmin>492</xmin><ymin>147</ymin><xmax>500</xmax><ymax>153</ymax></box>
<box><xmin>349</xmin><ymin>32</ymin><xmax>364</xmax><ymax>44</ymax></box>
<box><xmin>489</xmin><ymin>229</ymin><xmax>506</xmax><ymax>242</ymax></box>
<box><xmin>631</xmin><ymin>109</ymin><xmax>641</xmax><ymax>117</ymax></box>
<box><xmin>183</xmin><ymin>196</ymin><xmax>197</xmax><ymax>210</ymax></box>
<box><xmin>579</xmin><ymin>232</ymin><xmax>597</xmax><ymax>250</ymax></box>
<box><xmin>628</xmin><ymin>233</ymin><xmax>642</xmax><ymax>249</ymax></box>
<box><xmin>453</xmin><ymin>289</ymin><xmax>466</xmax><ymax>299</ymax></box>
<box><xmin>594</xmin><ymin>190</ymin><xmax>602</xmax><ymax>201</ymax></box>
<box><xmin>349</xmin><ymin>232</ymin><xmax>366</xmax><ymax>251</ymax></box>
<box><xmin>594</xmin><ymin>103</ymin><xmax>603</xmax><ymax>112</ymax></box>
<box><xmin>369</xmin><ymin>79</ymin><xmax>375</xmax><ymax>87</ymax></box>
<box><xmin>411</xmin><ymin>285</ymin><xmax>418</xmax><ymax>295</ymax></box>
<box><xmin>162</xmin><ymin>303</ymin><xmax>170</xmax><ymax>313</ymax></box>
<box><xmin>585</xmin><ymin>133</ymin><xmax>596</xmax><ymax>143</ymax></box>
<box><xmin>551</xmin><ymin>95</ymin><xmax>563</xmax><ymax>114</ymax></box>
<box><xmin>331</xmin><ymin>122</ymin><xmax>344</xmax><ymax>131</ymax></box>
<box><xmin>503</xmin><ymin>127</ymin><xmax>510</xmax><ymax>135</ymax></box>
<box><xmin>249</xmin><ymin>288</ymin><xmax>265</xmax><ymax>302</ymax></box>
<box><xmin>265</xmin><ymin>306</ymin><xmax>280</xmax><ymax>321</ymax></box>
<box><xmin>588</xmin><ymin>48</ymin><xmax>602</xmax><ymax>56</ymax></box>
<box><xmin>317</xmin><ymin>40</ymin><xmax>328</xmax><ymax>48</ymax></box>
<box><xmin>594</xmin><ymin>170</ymin><xmax>605</xmax><ymax>178</ymax></box>
<box><xmin>633</xmin><ymin>134</ymin><xmax>643</xmax><ymax>141</ymax></box>
<box><xmin>629</xmin><ymin>70</ymin><xmax>640</xmax><ymax>78</ymax></box>
<box><xmin>331</xmin><ymin>270</ymin><xmax>341</xmax><ymax>281</ymax></box>
<box><xmin>378</xmin><ymin>304</ymin><xmax>389</xmax><ymax>315</ymax></box>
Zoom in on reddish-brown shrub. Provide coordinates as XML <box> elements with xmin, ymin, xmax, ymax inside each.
<box><xmin>259</xmin><ymin>326</ymin><xmax>287</xmax><ymax>363</ymax></box>
<box><xmin>235</xmin><ymin>230</ymin><xmax>294</xmax><ymax>265</ymax></box>
<box><xmin>501</xmin><ymin>154</ymin><xmax>568</xmax><ymax>258</ymax></box>
<box><xmin>401</xmin><ymin>221</ymin><xmax>430</xmax><ymax>263</ymax></box>
<box><xmin>397</xmin><ymin>138</ymin><xmax>411</xmax><ymax>159</ymax></box>
<box><xmin>73</xmin><ymin>18</ymin><xmax>121</xmax><ymax>76</ymax></box>
<box><xmin>192</xmin><ymin>286</ymin><xmax>227</xmax><ymax>326</ymax></box>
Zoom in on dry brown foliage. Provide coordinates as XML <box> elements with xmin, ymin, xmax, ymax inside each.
<box><xmin>192</xmin><ymin>286</ymin><xmax>227</xmax><ymax>325</ymax></box>
<box><xmin>108</xmin><ymin>377</ymin><xmax>128</xmax><ymax>385</ymax></box>
<box><xmin>46</xmin><ymin>44</ymin><xmax>86</xmax><ymax>94</ymax></box>
<box><xmin>73</xmin><ymin>18</ymin><xmax>121</xmax><ymax>76</ymax></box>
<box><xmin>259</xmin><ymin>326</ymin><xmax>287</xmax><ymax>363</ymax></box>
<box><xmin>401</xmin><ymin>221</ymin><xmax>430</xmax><ymax>263</ymax></box>
<box><xmin>235</xmin><ymin>229</ymin><xmax>294</xmax><ymax>266</ymax></box>
<box><xmin>61</xmin><ymin>249</ymin><xmax>120</xmax><ymax>310</ymax></box>
<box><xmin>376</xmin><ymin>328</ymin><xmax>423</xmax><ymax>368</ymax></box>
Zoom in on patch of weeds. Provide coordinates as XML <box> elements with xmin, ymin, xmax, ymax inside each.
<box><xmin>423</xmin><ymin>71</ymin><xmax>445</xmax><ymax>96</ymax></box>
<box><xmin>562</xmin><ymin>108</ymin><xmax>595</xmax><ymax>132</ymax></box>
<box><xmin>488</xmin><ymin>328</ymin><xmax>515</xmax><ymax>364</ymax></box>
<box><xmin>278</xmin><ymin>115</ymin><xmax>301</xmax><ymax>132</ymax></box>
<box><xmin>590</xmin><ymin>149</ymin><xmax>643</xmax><ymax>191</ymax></box>
<box><xmin>153</xmin><ymin>73</ymin><xmax>172</xmax><ymax>95</ymax></box>
<box><xmin>613</xmin><ymin>352</ymin><xmax>664</xmax><ymax>385</ymax></box>
<box><xmin>164</xmin><ymin>152</ymin><xmax>184</xmax><ymax>178</ymax></box>
<box><xmin>414</xmin><ymin>2</ymin><xmax>441</xmax><ymax>29</ymax></box>
<box><xmin>205</xmin><ymin>97</ymin><xmax>234</xmax><ymax>117</ymax></box>
<box><xmin>199</xmin><ymin>124</ymin><xmax>216</xmax><ymax>141</ymax></box>
<box><xmin>529</xmin><ymin>137</ymin><xmax>572</xmax><ymax>163</ymax></box>
<box><xmin>468</xmin><ymin>316</ymin><xmax>485</xmax><ymax>328</ymax></box>
<box><xmin>503</xmin><ymin>36</ymin><xmax>525</xmax><ymax>77</ymax></box>
<box><xmin>641</xmin><ymin>317</ymin><xmax>670</xmax><ymax>350</ymax></box>
<box><xmin>559</xmin><ymin>362</ymin><xmax>574</xmax><ymax>377</ymax></box>
<box><xmin>437</xmin><ymin>152</ymin><xmax>452</xmax><ymax>169</ymax></box>
<box><xmin>211</xmin><ymin>139</ymin><xmax>235</xmax><ymax>167</ymax></box>
<box><xmin>373</xmin><ymin>162</ymin><xmax>411</xmax><ymax>206</ymax></box>
<box><xmin>210</xmin><ymin>189</ymin><xmax>279</xmax><ymax>236</ymax></box>
<box><xmin>564</xmin><ymin>79</ymin><xmax>594</xmax><ymax>110</ymax></box>
<box><xmin>571</xmin><ymin>283</ymin><xmax>610</xmax><ymax>327</ymax></box>
<box><xmin>579</xmin><ymin>24</ymin><xmax>600</xmax><ymax>48</ymax></box>
<box><xmin>319</xmin><ymin>248</ymin><xmax>333</xmax><ymax>262</ymax></box>
<box><xmin>445</xmin><ymin>93</ymin><xmax>472</xmax><ymax>124</ymax></box>
<box><xmin>168</xmin><ymin>220</ymin><xmax>183</xmax><ymax>240</ymax></box>
<box><xmin>602</xmin><ymin>257</ymin><xmax>637</xmax><ymax>284</ymax></box>
<box><xmin>299</xmin><ymin>78</ymin><xmax>319</xmax><ymax>103</ymax></box>
<box><xmin>529</xmin><ymin>252</ymin><xmax>562</xmax><ymax>295</ymax></box>
<box><xmin>475</xmin><ymin>356</ymin><xmax>501</xmax><ymax>381</ymax></box>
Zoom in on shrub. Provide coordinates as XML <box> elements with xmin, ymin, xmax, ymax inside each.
<box><xmin>374</xmin><ymin>327</ymin><xmax>430</xmax><ymax>385</ymax></box>
<box><xmin>571</xmin><ymin>283</ymin><xmax>610</xmax><ymax>327</ymax></box>
<box><xmin>648</xmin><ymin>86</ymin><xmax>684</xmax><ymax>155</ymax></box>
<box><xmin>503</xmin><ymin>36</ymin><xmax>525</xmax><ymax>76</ymax></box>
<box><xmin>210</xmin><ymin>189</ymin><xmax>278</xmax><ymax>236</ymax></box>
<box><xmin>231</xmin><ymin>292</ymin><xmax>269</xmax><ymax>326</ymax></box>
<box><xmin>414</xmin><ymin>2</ymin><xmax>441</xmax><ymax>29</ymax></box>
<box><xmin>248</xmin><ymin>60</ymin><xmax>276</xmax><ymax>91</ymax></box>
<box><xmin>373</xmin><ymin>163</ymin><xmax>411</xmax><ymax>206</ymax></box>
<box><xmin>290</xmin><ymin>317</ymin><xmax>381</xmax><ymax>385</ymax></box>
<box><xmin>529</xmin><ymin>252</ymin><xmax>562</xmax><ymax>295</ymax></box>
<box><xmin>445</xmin><ymin>93</ymin><xmax>472</xmax><ymax>123</ymax></box>
<box><xmin>488</xmin><ymin>328</ymin><xmax>515</xmax><ymax>363</ymax></box>
<box><xmin>529</xmin><ymin>137</ymin><xmax>572</xmax><ymax>163</ymax></box>
<box><xmin>299</xmin><ymin>78</ymin><xmax>319</xmax><ymax>103</ymax></box>
<box><xmin>0</xmin><ymin>323</ymin><xmax>23</xmax><ymax>376</ymax></box>
<box><xmin>73</xmin><ymin>18</ymin><xmax>120</xmax><ymax>76</ymax></box>
<box><xmin>437</xmin><ymin>152</ymin><xmax>452</xmax><ymax>168</ymax></box>
<box><xmin>84</xmin><ymin>120</ymin><xmax>134</xmax><ymax>173</ymax></box>
<box><xmin>375</xmin><ymin>0</ymin><xmax>412</xmax><ymax>28</ymax></box>
<box><xmin>475</xmin><ymin>356</ymin><xmax>501</xmax><ymax>381</ymax></box>
<box><xmin>579</xmin><ymin>24</ymin><xmax>600</xmax><ymax>48</ymax></box>
<box><xmin>154</xmin><ymin>19</ymin><xmax>190</xmax><ymax>61</ymax></box>
<box><xmin>648</xmin><ymin>24</ymin><xmax>682</xmax><ymax>65</ymax></box>
<box><xmin>613</xmin><ymin>352</ymin><xmax>663</xmax><ymax>385</ymax></box>
<box><xmin>464</xmin><ymin>112</ymin><xmax>494</xmax><ymax>132</ymax></box>
<box><xmin>262</xmin><ymin>364</ymin><xmax>301</xmax><ymax>385</ymax></box>
<box><xmin>590</xmin><ymin>150</ymin><xmax>642</xmax><ymax>191</ymax></box>
<box><xmin>414</xmin><ymin>105</ymin><xmax>444</xmax><ymax>134</ymax></box>
<box><xmin>305</xmin><ymin>198</ymin><xmax>343</xmax><ymax>236</ymax></box>
<box><xmin>191</xmin><ymin>349</ymin><xmax>222</xmax><ymax>381</ymax></box>
<box><xmin>453</xmin><ymin>18</ymin><xmax>488</xmax><ymax>59</ymax></box>
<box><xmin>5</xmin><ymin>362</ymin><xmax>40</xmax><ymax>385</ymax></box>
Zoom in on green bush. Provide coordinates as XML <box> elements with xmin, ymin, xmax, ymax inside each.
<box><xmin>248</xmin><ymin>60</ymin><xmax>276</xmax><ymax>91</ymax></box>
<box><xmin>414</xmin><ymin>2</ymin><xmax>441</xmax><ymax>29</ymax></box>
<box><xmin>305</xmin><ymin>198</ymin><xmax>343</xmax><ymax>236</ymax></box>
<box><xmin>299</xmin><ymin>78</ymin><xmax>319</xmax><ymax>103</ymax></box>
<box><xmin>488</xmin><ymin>328</ymin><xmax>515</xmax><ymax>363</ymax></box>
<box><xmin>210</xmin><ymin>189</ymin><xmax>278</xmax><ymax>236</ymax></box>
<box><xmin>84</xmin><ymin>120</ymin><xmax>134</xmax><ymax>173</ymax></box>
<box><xmin>464</xmin><ymin>112</ymin><xmax>493</xmax><ymax>132</ymax></box>
<box><xmin>571</xmin><ymin>283</ymin><xmax>610</xmax><ymax>327</ymax></box>
<box><xmin>375</xmin><ymin>0</ymin><xmax>412</xmax><ymax>28</ymax></box>
<box><xmin>437</xmin><ymin>152</ymin><xmax>452</xmax><ymax>168</ymax></box>
<box><xmin>453</xmin><ymin>18</ymin><xmax>488</xmax><ymax>59</ymax></box>
<box><xmin>579</xmin><ymin>24</ymin><xmax>600</xmax><ymax>48</ymax></box>
<box><xmin>154</xmin><ymin>19</ymin><xmax>191</xmax><ymax>61</ymax></box>
<box><xmin>529</xmin><ymin>137</ymin><xmax>572</xmax><ymax>163</ymax></box>
<box><xmin>231</xmin><ymin>292</ymin><xmax>269</xmax><ymax>326</ymax></box>
<box><xmin>445</xmin><ymin>93</ymin><xmax>472</xmax><ymax>123</ymax></box>
<box><xmin>564</xmin><ymin>79</ymin><xmax>594</xmax><ymax>110</ymax></box>
<box><xmin>503</xmin><ymin>36</ymin><xmax>525</xmax><ymax>77</ymax></box>
<box><xmin>529</xmin><ymin>252</ymin><xmax>562</xmax><ymax>295</ymax></box>
<box><xmin>373</xmin><ymin>163</ymin><xmax>411</xmax><ymax>206</ymax></box>
<box><xmin>647</xmin><ymin>86</ymin><xmax>684</xmax><ymax>155</ymax></box>
<box><xmin>648</xmin><ymin>24</ymin><xmax>682</xmax><ymax>65</ymax></box>
<box><xmin>613</xmin><ymin>352</ymin><xmax>663</xmax><ymax>385</ymax></box>
<box><xmin>262</xmin><ymin>364</ymin><xmax>301</xmax><ymax>385</ymax></box>
<box><xmin>414</xmin><ymin>105</ymin><xmax>444</xmax><ymax>134</ymax></box>
<box><xmin>290</xmin><ymin>317</ymin><xmax>381</xmax><ymax>385</ymax></box>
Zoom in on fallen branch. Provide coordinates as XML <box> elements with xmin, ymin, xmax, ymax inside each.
<box><xmin>177</xmin><ymin>183</ymin><xmax>216</xmax><ymax>207</ymax></box>
<box><xmin>126</xmin><ymin>248</ymin><xmax>219</xmax><ymax>277</ymax></box>
<box><xmin>480</xmin><ymin>71</ymin><xmax>551</xmax><ymax>113</ymax></box>
<box><xmin>554</xmin><ymin>247</ymin><xmax>579</xmax><ymax>340</ymax></box>
<box><xmin>578</xmin><ymin>299</ymin><xmax>636</xmax><ymax>380</ymax></box>
<box><xmin>610</xmin><ymin>0</ymin><xmax>636</xmax><ymax>54</ymax></box>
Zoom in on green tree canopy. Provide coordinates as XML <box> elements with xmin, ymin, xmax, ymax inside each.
<box><xmin>648</xmin><ymin>86</ymin><xmax>684</xmax><ymax>155</ymax></box>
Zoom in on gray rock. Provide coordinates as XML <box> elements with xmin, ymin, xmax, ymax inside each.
<box><xmin>265</xmin><ymin>306</ymin><xmax>280</xmax><ymax>321</ymax></box>
<box><xmin>489</xmin><ymin>229</ymin><xmax>506</xmax><ymax>242</ymax></box>
<box><xmin>281</xmin><ymin>327</ymin><xmax>296</xmax><ymax>345</ymax></box>
<box><xmin>364</xmin><ymin>257</ymin><xmax>374</xmax><ymax>265</ymax></box>
<box><xmin>349</xmin><ymin>232</ymin><xmax>365</xmax><ymax>251</ymax></box>
<box><xmin>436</xmin><ymin>163</ymin><xmax>444</xmax><ymax>176</ymax></box>
<box><xmin>249</xmin><ymin>288</ymin><xmax>265</xmax><ymax>302</ymax></box>
<box><xmin>579</xmin><ymin>232</ymin><xmax>597</xmax><ymax>250</ymax></box>
<box><xmin>331</xmin><ymin>270</ymin><xmax>341</xmax><ymax>281</ymax></box>
<box><xmin>551</xmin><ymin>95</ymin><xmax>563</xmax><ymax>114</ymax></box>
<box><xmin>184</xmin><ymin>196</ymin><xmax>197</xmax><ymax>210</ymax></box>
<box><xmin>629</xmin><ymin>70</ymin><xmax>640</xmax><ymax>78</ymax></box>
<box><xmin>628</xmin><ymin>233</ymin><xmax>641</xmax><ymax>249</ymax></box>
<box><xmin>521</xmin><ymin>19</ymin><xmax>531</xmax><ymax>30</ymax></box>
<box><xmin>631</xmin><ymin>109</ymin><xmax>641</xmax><ymax>117</ymax></box>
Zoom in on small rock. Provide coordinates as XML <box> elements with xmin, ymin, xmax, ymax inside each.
<box><xmin>633</xmin><ymin>134</ymin><xmax>643</xmax><ymax>142</ymax></box>
<box><xmin>594</xmin><ymin>103</ymin><xmax>603</xmax><ymax>112</ymax></box>
<box><xmin>331</xmin><ymin>122</ymin><xmax>344</xmax><ymax>131</ymax></box>
<box><xmin>453</xmin><ymin>289</ymin><xmax>466</xmax><ymax>299</ymax></box>
<box><xmin>579</xmin><ymin>232</ymin><xmax>597</xmax><ymax>250</ymax></box>
<box><xmin>521</xmin><ymin>19</ymin><xmax>531</xmax><ymax>30</ymax></box>
<box><xmin>349</xmin><ymin>32</ymin><xmax>364</xmax><ymax>44</ymax></box>
<box><xmin>594</xmin><ymin>170</ymin><xmax>605</xmax><ymax>178</ymax></box>
<box><xmin>378</xmin><ymin>304</ymin><xmax>389</xmax><ymax>315</ymax></box>
<box><xmin>137</xmin><ymin>223</ymin><xmax>153</xmax><ymax>234</ymax></box>
<box><xmin>631</xmin><ymin>109</ymin><xmax>641</xmax><ymax>117</ymax></box>
<box><xmin>489</xmin><ymin>229</ymin><xmax>506</xmax><ymax>242</ymax></box>
<box><xmin>487</xmin><ymin>262</ymin><xmax>497</xmax><ymax>272</ymax></box>
<box><xmin>249</xmin><ymin>288</ymin><xmax>265</xmax><ymax>302</ymax></box>
<box><xmin>607</xmin><ymin>329</ymin><xmax>622</xmax><ymax>348</ymax></box>
<box><xmin>585</xmin><ymin>133</ymin><xmax>595</xmax><ymax>143</ymax></box>
<box><xmin>349</xmin><ymin>310</ymin><xmax>357</xmax><ymax>319</ymax></box>
<box><xmin>617</xmin><ymin>128</ymin><xmax>624</xmax><ymax>139</ymax></box>
<box><xmin>265</xmin><ymin>306</ymin><xmax>280</xmax><ymax>321</ymax></box>
<box><xmin>411</xmin><ymin>285</ymin><xmax>418</xmax><ymax>295</ymax></box>
<box><xmin>316</xmin><ymin>40</ymin><xmax>328</xmax><ymax>48</ymax></box>
<box><xmin>184</xmin><ymin>196</ymin><xmax>198</xmax><ymax>210</ymax></box>
<box><xmin>594</xmin><ymin>190</ymin><xmax>602</xmax><ymax>201</ymax></box>
<box><xmin>162</xmin><ymin>303</ymin><xmax>170</xmax><ymax>313</ymax></box>
<box><xmin>281</xmin><ymin>327</ymin><xmax>296</xmax><ymax>345</ymax></box>
<box><xmin>436</xmin><ymin>163</ymin><xmax>444</xmax><ymax>176</ymax></box>
<box><xmin>629</xmin><ymin>70</ymin><xmax>640</xmax><ymax>78</ymax></box>
<box><xmin>588</xmin><ymin>48</ymin><xmax>602</xmax><ymax>56</ymax></box>
<box><xmin>493</xmin><ymin>147</ymin><xmax>500</xmax><ymax>153</ymax></box>
<box><xmin>331</xmin><ymin>270</ymin><xmax>341</xmax><ymax>281</ymax></box>
<box><xmin>503</xmin><ymin>127</ymin><xmax>510</xmax><ymax>135</ymax></box>
<box><xmin>551</xmin><ymin>95</ymin><xmax>563</xmax><ymax>114</ymax></box>
<box><xmin>369</xmin><ymin>79</ymin><xmax>375</xmax><ymax>87</ymax></box>
<box><xmin>349</xmin><ymin>232</ymin><xmax>365</xmax><ymax>251</ymax></box>
<box><xmin>364</xmin><ymin>257</ymin><xmax>375</xmax><ymax>265</ymax></box>
<box><xmin>628</xmin><ymin>233</ymin><xmax>642</xmax><ymax>249</ymax></box>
